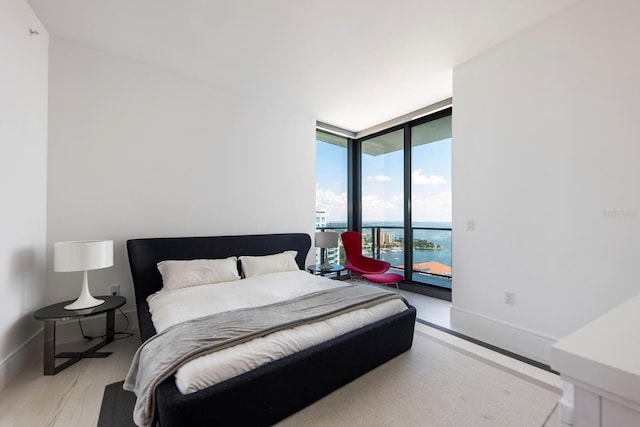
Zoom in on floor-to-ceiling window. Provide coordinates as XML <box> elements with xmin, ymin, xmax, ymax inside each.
<box><xmin>361</xmin><ymin>129</ymin><xmax>405</xmax><ymax>264</ymax></box>
<box><xmin>315</xmin><ymin>106</ymin><xmax>452</xmax><ymax>298</ymax></box>
<box><xmin>315</xmin><ymin>130</ymin><xmax>348</xmax><ymax>265</ymax></box>
<box><xmin>410</xmin><ymin>115</ymin><xmax>452</xmax><ymax>288</ymax></box>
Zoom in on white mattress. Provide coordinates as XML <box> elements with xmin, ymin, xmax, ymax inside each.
<box><xmin>147</xmin><ymin>270</ymin><xmax>407</xmax><ymax>394</ymax></box>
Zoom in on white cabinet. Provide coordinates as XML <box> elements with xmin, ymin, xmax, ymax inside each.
<box><xmin>551</xmin><ymin>294</ymin><xmax>640</xmax><ymax>427</ymax></box>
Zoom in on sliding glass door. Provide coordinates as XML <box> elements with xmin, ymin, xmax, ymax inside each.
<box><xmin>359</xmin><ymin>109</ymin><xmax>452</xmax><ymax>291</ymax></box>
<box><xmin>361</xmin><ymin>129</ymin><xmax>404</xmax><ymax>267</ymax></box>
<box><xmin>410</xmin><ymin>116</ymin><xmax>452</xmax><ymax>288</ymax></box>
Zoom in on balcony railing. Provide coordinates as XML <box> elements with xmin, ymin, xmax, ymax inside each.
<box><xmin>316</xmin><ymin>225</ymin><xmax>452</xmax><ymax>289</ymax></box>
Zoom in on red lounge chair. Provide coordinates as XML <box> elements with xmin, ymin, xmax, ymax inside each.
<box><xmin>341</xmin><ymin>231</ymin><xmax>403</xmax><ymax>291</ymax></box>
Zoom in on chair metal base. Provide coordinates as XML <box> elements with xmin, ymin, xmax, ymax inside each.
<box><xmin>361</xmin><ymin>273</ymin><xmax>403</xmax><ymax>292</ymax></box>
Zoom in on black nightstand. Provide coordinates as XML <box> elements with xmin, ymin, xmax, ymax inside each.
<box><xmin>306</xmin><ymin>264</ymin><xmax>346</xmax><ymax>280</ymax></box>
<box><xmin>34</xmin><ymin>295</ymin><xmax>126</xmax><ymax>375</ymax></box>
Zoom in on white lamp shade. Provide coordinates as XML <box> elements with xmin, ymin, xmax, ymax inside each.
<box><xmin>54</xmin><ymin>240</ymin><xmax>113</xmax><ymax>272</ymax></box>
<box><xmin>54</xmin><ymin>240</ymin><xmax>113</xmax><ymax>310</ymax></box>
<box><xmin>315</xmin><ymin>231</ymin><xmax>338</xmax><ymax>248</ymax></box>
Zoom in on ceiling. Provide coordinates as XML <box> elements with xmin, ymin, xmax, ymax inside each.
<box><xmin>26</xmin><ymin>0</ymin><xmax>579</xmax><ymax>132</ymax></box>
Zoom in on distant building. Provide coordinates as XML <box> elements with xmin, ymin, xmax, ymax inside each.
<box><xmin>379</xmin><ymin>231</ymin><xmax>395</xmax><ymax>246</ymax></box>
<box><xmin>315</xmin><ymin>209</ymin><xmax>339</xmax><ymax>266</ymax></box>
<box><xmin>315</xmin><ymin>209</ymin><xmax>328</xmax><ymax>228</ymax></box>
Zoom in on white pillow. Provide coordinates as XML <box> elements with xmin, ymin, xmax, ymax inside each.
<box><xmin>157</xmin><ymin>257</ymin><xmax>240</xmax><ymax>291</ymax></box>
<box><xmin>239</xmin><ymin>251</ymin><xmax>299</xmax><ymax>278</ymax></box>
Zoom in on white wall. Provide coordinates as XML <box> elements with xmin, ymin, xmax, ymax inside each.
<box><xmin>0</xmin><ymin>0</ymin><xmax>49</xmax><ymax>391</ymax></box>
<box><xmin>46</xmin><ymin>38</ymin><xmax>316</xmax><ymax>313</ymax></box>
<box><xmin>452</xmin><ymin>0</ymin><xmax>640</xmax><ymax>364</ymax></box>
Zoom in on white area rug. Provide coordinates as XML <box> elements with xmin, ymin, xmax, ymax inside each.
<box><xmin>278</xmin><ymin>329</ymin><xmax>560</xmax><ymax>427</ymax></box>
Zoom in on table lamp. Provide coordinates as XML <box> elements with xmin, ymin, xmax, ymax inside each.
<box><xmin>54</xmin><ymin>240</ymin><xmax>113</xmax><ymax>310</ymax></box>
<box><xmin>315</xmin><ymin>231</ymin><xmax>338</xmax><ymax>270</ymax></box>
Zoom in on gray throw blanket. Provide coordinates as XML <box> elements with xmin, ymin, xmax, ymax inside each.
<box><xmin>124</xmin><ymin>284</ymin><xmax>405</xmax><ymax>427</ymax></box>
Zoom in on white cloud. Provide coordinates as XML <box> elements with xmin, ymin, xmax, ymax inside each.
<box><xmin>315</xmin><ymin>186</ymin><xmax>347</xmax><ymax>221</ymax></box>
<box><xmin>361</xmin><ymin>193</ymin><xmax>403</xmax><ymax>222</ymax></box>
<box><xmin>412</xmin><ymin>169</ymin><xmax>446</xmax><ymax>186</ymax></box>
<box><xmin>367</xmin><ymin>174</ymin><xmax>391</xmax><ymax>182</ymax></box>
<box><xmin>411</xmin><ymin>190</ymin><xmax>452</xmax><ymax>222</ymax></box>
<box><xmin>317</xmin><ymin>185</ymin><xmax>451</xmax><ymax>223</ymax></box>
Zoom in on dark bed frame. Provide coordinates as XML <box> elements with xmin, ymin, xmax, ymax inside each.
<box><xmin>127</xmin><ymin>233</ymin><xmax>416</xmax><ymax>426</ymax></box>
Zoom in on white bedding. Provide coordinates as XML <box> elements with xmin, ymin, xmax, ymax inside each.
<box><xmin>147</xmin><ymin>270</ymin><xmax>407</xmax><ymax>394</ymax></box>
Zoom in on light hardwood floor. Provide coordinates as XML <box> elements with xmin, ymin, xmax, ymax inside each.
<box><xmin>0</xmin><ymin>331</ymin><xmax>140</xmax><ymax>427</ymax></box>
<box><xmin>0</xmin><ymin>293</ymin><xmax>561</xmax><ymax>427</ymax></box>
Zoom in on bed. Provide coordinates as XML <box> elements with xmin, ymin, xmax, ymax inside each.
<box><xmin>126</xmin><ymin>233</ymin><xmax>416</xmax><ymax>426</ymax></box>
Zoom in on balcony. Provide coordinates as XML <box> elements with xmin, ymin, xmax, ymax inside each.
<box><xmin>316</xmin><ymin>225</ymin><xmax>452</xmax><ymax>289</ymax></box>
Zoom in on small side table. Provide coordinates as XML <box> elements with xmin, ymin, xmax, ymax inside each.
<box><xmin>306</xmin><ymin>264</ymin><xmax>346</xmax><ymax>280</ymax></box>
<box><xmin>34</xmin><ymin>295</ymin><xmax>126</xmax><ymax>375</ymax></box>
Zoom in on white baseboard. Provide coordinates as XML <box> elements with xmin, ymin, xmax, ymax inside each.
<box><xmin>450</xmin><ymin>306</ymin><xmax>558</xmax><ymax>365</ymax></box>
<box><xmin>0</xmin><ymin>309</ymin><xmax>138</xmax><ymax>393</ymax></box>
<box><xmin>0</xmin><ymin>329</ymin><xmax>42</xmax><ymax>393</ymax></box>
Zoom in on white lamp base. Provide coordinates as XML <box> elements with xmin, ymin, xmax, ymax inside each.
<box><xmin>64</xmin><ymin>295</ymin><xmax>104</xmax><ymax>310</ymax></box>
<box><xmin>64</xmin><ymin>270</ymin><xmax>105</xmax><ymax>310</ymax></box>
<box><xmin>320</xmin><ymin>261</ymin><xmax>333</xmax><ymax>271</ymax></box>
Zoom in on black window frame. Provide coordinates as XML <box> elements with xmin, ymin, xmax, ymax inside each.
<box><xmin>316</xmin><ymin>107</ymin><xmax>452</xmax><ymax>301</ymax></box>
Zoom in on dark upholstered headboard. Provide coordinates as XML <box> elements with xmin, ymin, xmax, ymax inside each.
<box><xmin>127</xmin><ymin>233</ymin><xmax>311</xmax><ymax>341</ymax></box>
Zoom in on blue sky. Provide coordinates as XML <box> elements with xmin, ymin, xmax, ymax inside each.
<box><xmin>316</xmin><ymin>138</ymin><xmax>452</xmax><ymax>224</ymax></box>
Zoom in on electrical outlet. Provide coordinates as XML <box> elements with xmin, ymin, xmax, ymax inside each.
<box><xmin>110</xmin><ymin>284</ymin><xmax>120</xmax><ymax>296</ymax></box>
<box><xmin>504</xmin><ymin>291</ymin><xmax>515</xmax><ymax>305</ymax></box>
